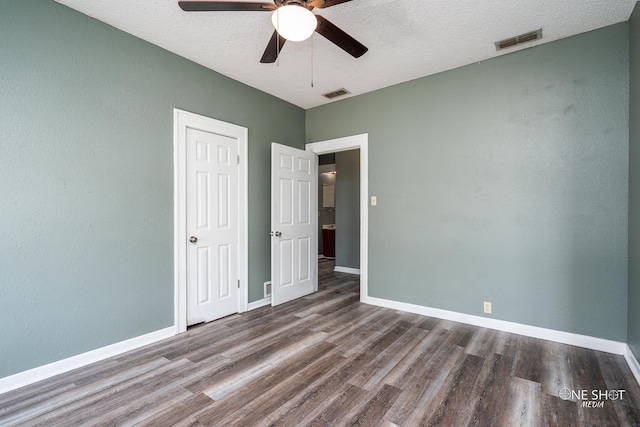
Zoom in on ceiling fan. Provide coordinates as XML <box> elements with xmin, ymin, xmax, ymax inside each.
<box><xmin>178</xmin><ymin>0</ymin><xmax>368</xmax><ymax>63</ymax></box>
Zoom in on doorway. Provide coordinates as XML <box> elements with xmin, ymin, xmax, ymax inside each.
<box><xmin>306</xmin><ymin>134</ymin><xmax>369</xmax><ymax>300</ymax></box>
<box><xmin>318</xmin><ymin>156</ymin><xmax>336</xmax><ymax>259</ymax></box>
<box><xmin>173</xmin><ymin>109</ymin><xmax>248</xmax><ymax>334</ymax></box>
<box><xmin>318</xmin><ymin>151</ymin><xmax>361</xmax><ymax>275</ymax></box>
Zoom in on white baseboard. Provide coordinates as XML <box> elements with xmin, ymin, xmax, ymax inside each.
<box><xmin>0</xmin><ymin>327</ymin><xmax>175</xmax><ymax>395</ymax></box>
<box><xmin>361</xmin><ymin>296</ymin><xmax>627</xmax><ymax>355</ymax></box>
<box><xmin>248</xmin><ymin>297</ymin><xmax>271</xmax><ymax>310</ymax></box>
<box><xmin>334</xmin><ymin>266</ymin><xmax>361</xmax><ymax>275</ymax></box>
<box><xmin>625</xmin><ymin>345</ymin><xmax>640</xmax><ymax>385</ymax></box>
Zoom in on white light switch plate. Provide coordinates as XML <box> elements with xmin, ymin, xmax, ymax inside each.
<box><xmin>371</xmin><ymin>196</ymin><xmax>377</xmax><ymax>206</ymax></box>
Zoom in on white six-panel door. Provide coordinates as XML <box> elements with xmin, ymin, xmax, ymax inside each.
<box><xmin>186</xmin><ymin>127</ymin><xmax>239</xmax><ymax>325</ymax></box>
<box><xmin>271</xmin><ymin>143</ymin><xmax>318</xmax><ymax>306</ymax></box>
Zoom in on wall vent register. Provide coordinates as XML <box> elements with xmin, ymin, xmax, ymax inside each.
<box><xmin>322</xmin><ymin>88</ymin><xmax>350</xmax><ymax>99</ymax></box>
<box><xmin>495</xmin><ymin>28</ymin><xmax>542</xmax><ymax>51</ymax></box>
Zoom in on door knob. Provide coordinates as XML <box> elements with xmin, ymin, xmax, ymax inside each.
<box><xmin>189</xmin><ymin>236</ymin><xmax>198</xmax><ymax>243</ymax></box>
<box><xmin>270</xmin><ymin>231</ymin><xmax>282</xmax><ymax>237</ymax></box>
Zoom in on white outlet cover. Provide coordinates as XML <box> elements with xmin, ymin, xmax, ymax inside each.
<box><xmin>483</xmin><ymin>302</ymin><xmax>492</xmax><ymax>314</ymax></box>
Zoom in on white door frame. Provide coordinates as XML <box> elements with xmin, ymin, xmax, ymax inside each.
<box><xmin>306</xmin><ymin>133</ymin><xmax>368</xmax><ymax>300</ymax></box>
<box><xmin>173</xmin><ymin>109</ymin><xmax>248</xmax><ymax>334</ymax></box>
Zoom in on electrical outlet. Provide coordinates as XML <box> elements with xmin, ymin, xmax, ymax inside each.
<box><xmin>371</xmin><ymin>196</ymin><xmax>377</xmax><ymax>206</ymax></box>
<box><xmin>483</xmin><ymin>301</ymin><xmax>492</xmax><ymax>314</ymax></box>
<box><xmin>264</xmin><ymin>281</ymin><xmax>272</xmax><ymax>298</ymax></box>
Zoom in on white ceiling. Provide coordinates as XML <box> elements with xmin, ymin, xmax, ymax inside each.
<box><xmin>55</xmin><ymin>0</ymin><xmax>636</xmax><ymax>109</ymax></box>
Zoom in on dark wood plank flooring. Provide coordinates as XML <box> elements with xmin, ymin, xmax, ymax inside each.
<box><xmin>1</xmin><ymin>258</ymin><xmax>640</xmax><ymax>426</ymax></box>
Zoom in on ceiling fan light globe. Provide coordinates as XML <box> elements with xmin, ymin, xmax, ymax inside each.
<box><xmin>271</xmin><ymin>5</ymin><xmax>317</xmax><ymax>42</ymax></box>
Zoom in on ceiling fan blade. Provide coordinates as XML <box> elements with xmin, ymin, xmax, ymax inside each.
<box><xmin>308</xmin><ymin>0</ymin><xmax>351</xmax><ymax>8</ymax></box>
<box><xmin>178</xmin><ymin>1</ymin><xmax>276</xmax><ymax>12</ymax></box>
<box><xmin>260</xmin><ymin>30</ymin><xmax>287</xmax><ymax>63</ymax></box>
<box><xmin>314</xmin><ymin>15</ymin><xmax>367</xmax><ymax>58</ymax></box>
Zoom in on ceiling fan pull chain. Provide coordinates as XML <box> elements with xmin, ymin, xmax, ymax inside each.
<box><xmin>311</xmin><ymin>33</ymin><xmax>314</xmax><ymax>88</ymax></box>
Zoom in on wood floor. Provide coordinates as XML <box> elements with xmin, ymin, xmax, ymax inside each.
<box><xmin>2</xmin><ymin>259</ymin><xmax>640</xmax><ymax>426</ymax></box>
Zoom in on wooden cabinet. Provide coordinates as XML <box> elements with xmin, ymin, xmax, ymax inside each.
<box><xmin>322</xmin><ymin>229</ymin><xmax>335</xmax><ymax>258</ymax></box>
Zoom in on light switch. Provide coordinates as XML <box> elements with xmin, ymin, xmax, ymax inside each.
<box><xmin>371</xmin><ymin>196</ymin><xmax>377</xmax><ymax>206</ymax></box>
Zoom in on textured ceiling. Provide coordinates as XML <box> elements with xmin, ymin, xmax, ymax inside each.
<box><xmin>55</xmin><ymin>0</ymin><xmax>636</xmax><ymax>109</ymax></box>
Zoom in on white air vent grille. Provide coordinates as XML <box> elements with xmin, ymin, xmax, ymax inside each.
<box><xmin>264</xmin><ymin>281</ymin><xmax>272</xmax><ymax>298</ymax></box>
<box><xmin>322</xmin><ymin>88</ymin><xmax>350</xmax><ymax>99</ymax></box>
<box><xmin>495</xmin><ymin>29</ymin><xmax>542</xmax><ymax>51</ymax></box>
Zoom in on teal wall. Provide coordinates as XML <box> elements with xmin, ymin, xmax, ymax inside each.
<box><xmin>335</xmin><ymin>150</ymin><xmax>360</xmax><ymax>269</ymax></box>
<box><xmin>629</xmin><ymin>2</ymin><xmax>640</xmax><ymax>360</ymax></box>
<box><xmin>307</xmin><ymin>24</ymin><xmax>630</xmax><ymax>341</ymax></box>
<box><xmin>0</xmin><ymin>0</ymin><xmax>304</xmax><ymax>377</ymax></box>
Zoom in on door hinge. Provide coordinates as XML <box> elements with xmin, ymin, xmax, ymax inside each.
<box><xmin>237</xmin><ymin>279</ymin><xmax>240</xmax><ymax>288</ymax></box>
<box><xmin>237</xmin><ymin>155</ymin><xmax>240</xmax><ymax>165</ymax></box>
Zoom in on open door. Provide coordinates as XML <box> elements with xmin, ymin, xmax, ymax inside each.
<box><xmin>271</xmin><ymin>143</ymin><xmax>318</xmax><ymax>306</ymax></box>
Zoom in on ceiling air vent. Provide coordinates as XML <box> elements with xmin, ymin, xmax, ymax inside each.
<box><xmin>322</xmin><ymin>88</ymin><xmax>350</xmax><ymax>99</ymax></box>
<box><xmin>495</xmin><ymin>29</ymin><xmax>542</xmax><ymax>51</ymax></box>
